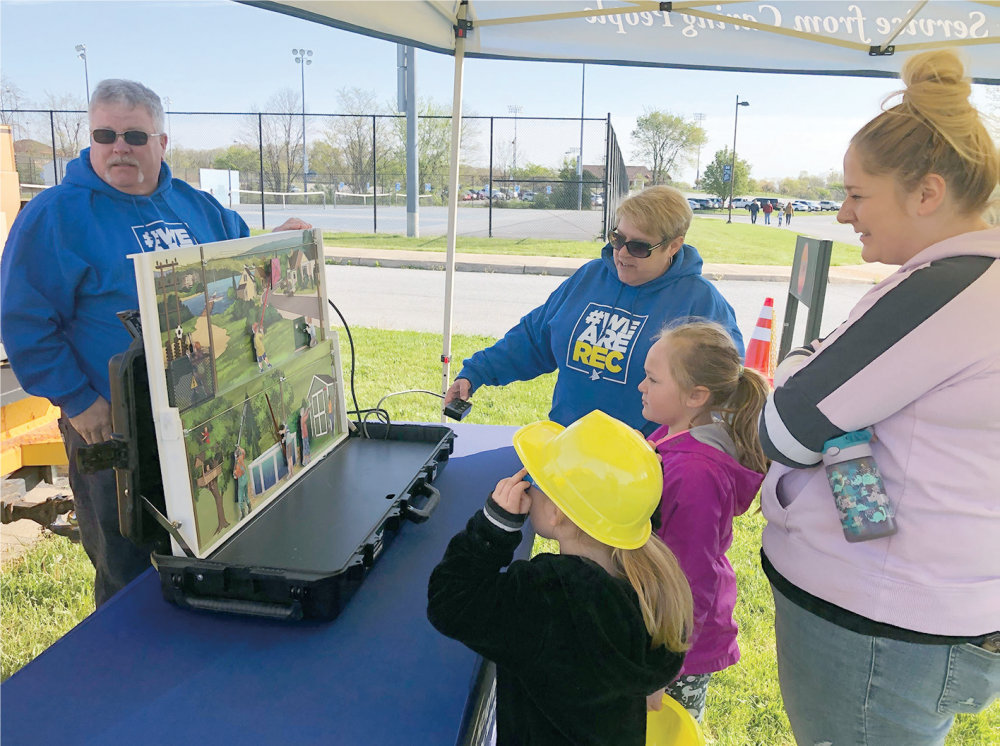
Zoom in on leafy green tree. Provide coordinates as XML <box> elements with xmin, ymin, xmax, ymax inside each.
<box><xmin>702</xmin><ymin>148</ymin><xmax>751</xmax><ymax>203</ymax></box>
<box><xmin>213</xmin><ymin>145</ymin><xmax>259</xmax><ymax>175</ymax></box>
<box><xmin>552</xmin><ymin>158</ymin><xmax>594</xmax><ymax>210</ymax></box>
<box><xmin>630</xmin><ymin>110</ymin><xmax>707</xmax><ymax>186</ymax></box>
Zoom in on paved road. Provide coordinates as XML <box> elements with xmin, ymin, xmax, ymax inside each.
<box><xmin>325</xmin><ymin>264</ymin><xmax>869</xmax><ymax>348</ymax></box>
<box><xmin>236</xmin><ymin>202</ymin><xmax>860</xmax><ymax>247</ymax></box>
<box><xmin>700</xmin><ymin>210</ymin><xmax>861</xmax><ymax>247</ymax></box>
<box><xmin>235</xmin><ymin>203</ymin><xmax>605</xmax><ymax>241</ymax></box>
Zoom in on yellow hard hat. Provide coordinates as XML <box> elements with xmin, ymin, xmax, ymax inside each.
<box><xmin>512</xmin><ymin>410</ymin><xmax>663</xmax><ymax>550</ymax></box>
<box><xmin>646</xmin><ymin>694</ymin><xmax>706</xmax><ymax>746</ymax></box>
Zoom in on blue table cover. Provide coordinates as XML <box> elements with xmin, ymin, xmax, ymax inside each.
<box><xmin>1</xmin><ymin>424</ymin><xmax>522</xmax><ymax>746</ymax></box>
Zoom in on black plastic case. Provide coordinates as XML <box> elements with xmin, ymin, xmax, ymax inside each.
<box><xmin>103</xmin><ymin>336</ymin><xmax>454</xmax><ymax>621</ymax></box>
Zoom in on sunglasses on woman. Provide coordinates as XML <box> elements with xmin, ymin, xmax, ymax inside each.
<box><xmin>91</xmin><ymin>129</ymin><xmax>164</xmax><ymax>147</ymax></box>
<box><xmin>608</xmin><ymin>228</ymin><xmax>670</xmax><ymax>259</ymax></box>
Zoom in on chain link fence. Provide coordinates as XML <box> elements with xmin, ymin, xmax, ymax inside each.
<box><xmin>4</xmin><ymin>109</ymin><xmax>626</xmax><ymax>242</ymax></box>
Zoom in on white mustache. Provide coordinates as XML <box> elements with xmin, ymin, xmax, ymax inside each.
<box><xmin>105</xmin><ymin>156</ymin><xmax>144</xmax><ymax>182</ymax></box>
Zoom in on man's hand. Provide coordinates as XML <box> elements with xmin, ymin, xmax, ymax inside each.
<box><xmin>646</xmin><ymin>688</ymin><xmax>666</xmax><ymax>712</ymax></box>
<box><xmin>443</xmin><ymin>377</ymin><xmax>471</xmax><ymax>407</ymax></box>
<box><xmin>69</xmin><ymin>397</ymin><xmax>113</xmax><ymax>445</ymax></box>
<box><xmin>492</xmin><ymin>468</ymin><xmax>531</xmax><ymax>515</ymax></box>
<box><xmin>271</xmin><ymin>218</ymin><xmax>313</xmax><ymax>233</ymax></box>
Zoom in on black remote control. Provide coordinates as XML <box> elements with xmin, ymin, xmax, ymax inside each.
<box><xmin>443</xmin><ymin>398</ymin><xmax>473</xmax><ymax>421</ymax></box>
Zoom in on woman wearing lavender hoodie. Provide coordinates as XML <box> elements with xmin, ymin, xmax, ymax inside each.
<box><xmin>758</xmin><ymin>50</ymin><xmax>1000</xmax><ymax>745</ymax></box>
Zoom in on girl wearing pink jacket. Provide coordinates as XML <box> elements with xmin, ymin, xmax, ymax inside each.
<box><xmin>638</xmin><ymin>321</ymin><xmax>770</xmax><ymax>721</ymax></box>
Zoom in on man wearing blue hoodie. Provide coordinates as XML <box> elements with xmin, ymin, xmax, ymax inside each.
<box><xmin>0</xmin><ymin>79</ymin><xmax>309</xmax><ymax>606</ymax></box>
<box><xmin>443</xmin><ymin>186</ymin><xmax>743</xmax><ymax>437</ymax></box>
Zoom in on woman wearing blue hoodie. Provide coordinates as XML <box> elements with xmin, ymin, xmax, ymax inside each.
<box><xmin>444</xmin><ymin>186</ymin><xmax>743</xmax><ymax>436</ymax></box>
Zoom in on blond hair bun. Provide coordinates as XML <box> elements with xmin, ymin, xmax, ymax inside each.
<box><xmin>852</xmin><ymin>49</ymin><xmax>999</xmax><ymax>214</ymax></box>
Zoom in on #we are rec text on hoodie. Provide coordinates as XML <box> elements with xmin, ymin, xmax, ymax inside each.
<box><xmin>0</xmin><ymin>148</ymin><xmax>248</xmax><ymax>418</ymax></box>
<box><xmin>457</xmin><ymin>243</ymin><xmax>743</xmax><ymax>437</ymax></box>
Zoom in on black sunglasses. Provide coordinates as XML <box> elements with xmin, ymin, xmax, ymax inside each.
<box><xmin>91</xmin><ymin>128</ymin><xmax>163</xmax><ymax>146</ymax></box>
<box><xmin>608</xmin><ymin>228</ymin><xmax>670</xmax><ymax>259</ymax></box>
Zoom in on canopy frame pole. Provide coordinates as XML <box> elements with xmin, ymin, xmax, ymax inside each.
<box><xmin>440</xmin><ymin>1</ymin><xmax>469</xmax><ymax>422</ymax></box>
<box><xmin>876</xmin><ymin>1</ymin><xmax>928</xmax><ymax>53</ymax></box>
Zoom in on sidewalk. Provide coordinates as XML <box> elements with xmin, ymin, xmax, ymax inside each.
<box><xmin>324</xmin><ymin>246</ymin><xmax>895</xmax><ymax>285</ymax></box>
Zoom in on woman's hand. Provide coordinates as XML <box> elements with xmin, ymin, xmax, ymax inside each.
<box><xmin>492</xmin><ymin>468</ymin><xmax>532</xmax><ymax>515</ymax></box>
<box><xmin>646</xmin><ymin>688</ymin><xmax>666</xmax><ymax>712</ymax></box>
<box><xmin>443</xmin><ymin>377</ymin><xmax>472</xmax><ymax>407</ymax></box>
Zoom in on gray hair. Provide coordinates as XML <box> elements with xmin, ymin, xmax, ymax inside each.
<box><xmin>89</xmin><ymin>79</ymin><xmax>165</xmax><ymax>132</ymax></box>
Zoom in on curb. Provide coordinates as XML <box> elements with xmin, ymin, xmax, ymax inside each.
<box><xmin>324</xmin><ymin>247</ymin><xmax>892</xmax><ymax>285</ymax></box>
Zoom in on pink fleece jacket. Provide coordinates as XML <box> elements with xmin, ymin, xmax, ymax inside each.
<box><xmin>650</xmin><ymin>423</ymin><xmax>764</xmax><ymax>675</ymax></box>
<box><xmin>760</xmin><ymin>227</ymin><xmax>1000</xmax><ymax>636</ymax></box>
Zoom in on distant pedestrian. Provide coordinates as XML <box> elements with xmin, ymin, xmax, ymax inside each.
<box><xmin>748</xmin><ymin>200</ymin><xmax>760</xmax><ymax>224</ymax></box>
<box><xmin>762</xmin><ymin>200</ymin><xmax>774</xmax><ymax>225</ymax></box>
<box><xmin>783</xmin><ymin>201</ymin><xmax>794</xmax><ymax>226</ymax></box>
<box><xmin>777</xmin><ymin>206</ymin><xmax>784</xmax><ymax>226</ymax></box>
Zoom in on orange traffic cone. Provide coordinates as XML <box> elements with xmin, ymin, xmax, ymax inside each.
<box><xmin>745</xmin><ymin>297</ymin><xmax>774</xmax><ymax>385</ymax></box>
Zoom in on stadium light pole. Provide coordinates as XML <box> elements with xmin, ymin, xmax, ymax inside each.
<box><xmin>727</xmin><ymin>97</ymin><xmax>749</xmax><ymax>224</ymax></box>
<box><xmin>693</xmin><ymin>112</ymin><xmax>706</xmax><ymax>185</ymax></box>
<box><xmin>292</xmin><ymin>48</ymin><xmax>312</xmax><ymax>195</ymax></box>
<box><xmin>75</xmin><ymin>45</ymin><xmax>90</xmax><ymax>106</ymax></box>
<box><xmin>508</xmin><ymin>104</ymin><xmax>523</xmax><ymax>179</ymax></box>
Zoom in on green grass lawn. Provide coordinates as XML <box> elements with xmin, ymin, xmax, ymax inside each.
<box><xmin>2</xmin><ymin>326</ymin><xmax>995</xmax><ymax>744</ymax></box>
<box><xmin>305</xmin><ymin>217</ymin><xmax>862</xmax><ymax>267</ymax></box>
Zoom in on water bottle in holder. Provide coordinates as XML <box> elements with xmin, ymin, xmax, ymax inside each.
<box><xmin>822</xmin><ymin>430</ymin><xmax>897</xmax><ymax>542</ymax></box>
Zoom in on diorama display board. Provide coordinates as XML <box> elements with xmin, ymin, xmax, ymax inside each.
<box><xmin>132</xmin><ymin>229</ymin><xmax>348</xmax><ymax>557</ymax></box>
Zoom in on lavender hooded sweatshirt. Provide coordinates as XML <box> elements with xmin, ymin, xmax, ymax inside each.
<box><xmin>760</xmin><ymin>227</ymin><xmax>1000</xmax><ymax>636</ymax></box>
<box><xmin>650</xmin><ymin>423</ymin><xmax>764</xmax><ymax>675</ymax></box>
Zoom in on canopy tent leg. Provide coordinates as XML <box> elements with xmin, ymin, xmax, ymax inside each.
<box><xmin>440</xmin><ymin>2</ymin><xmax>468</xmax><ymax>422</ymax></box>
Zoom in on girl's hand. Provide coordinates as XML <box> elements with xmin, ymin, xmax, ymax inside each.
<box><xmin>492</xmin><ymin>468</ymin><xmax>532</xmax><ymax>515</ymax></box>
<box><xmin>646</xmin><ymin>688</ymin><xmax>666</xmax><ymax>711</ymax></box>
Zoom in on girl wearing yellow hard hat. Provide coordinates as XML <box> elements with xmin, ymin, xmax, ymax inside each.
<box><xmin>428</xmin><ymin>409</ymin><xmax>694</xmax><ymax>746</ymax></box>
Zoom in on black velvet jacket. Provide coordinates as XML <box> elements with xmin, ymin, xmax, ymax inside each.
<box><xmin>428</xmin><ymin>498</ymin><xmax>685</xmax><ymax>746</ymax></box>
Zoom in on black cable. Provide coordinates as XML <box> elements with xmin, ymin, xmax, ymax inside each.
<box><xmin>328</xmin><ymin>298</ymin><xmax>390</xmax><ymax>438</ymax></box>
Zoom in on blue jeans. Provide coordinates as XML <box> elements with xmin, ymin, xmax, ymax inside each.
<box><xmin>60</xmin><ymin>417</ymin><xmax>155</xmax><ymax>606</ymax></box>
<box><xmin>772</xmin><ymin>585</ymin><xmax>1000</xmax><ymax>745</ymax></box>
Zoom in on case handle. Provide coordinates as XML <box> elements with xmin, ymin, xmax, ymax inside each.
<box><xmin>405</xmin><ymin>481</ymin><xmax>440</xmax><ymax>524</ymax></box>
<box><xmin>173</xmin><ymin>592</ymin><xmax>304</xmax><ymax>620</ymax></box>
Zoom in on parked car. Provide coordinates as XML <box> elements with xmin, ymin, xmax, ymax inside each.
<box><xmin>592</xmin><ymin>193</ymin><xmax>604</xmax><ymax>207</ymax></box>
<box><xmin>687</xmin><ymin>199</ymin><xmax>702</xmax><ymax>211</ymax></box>
<box><xmin>462</xmin><ymin>189</ymin><xmax>480</xmax><ymax>201</ymax></box>
<box><xmin>818</xmin><ymin>200</ymin><xmax>842</xmax><ymax>211</ymax></box>
<box><xmin>731</xmin><ymin>197</ymin><xmax>754</xmax><ymax>209</ymax></box>
<box><xmin>790</xmin><ymin>200</ymin><xmax>812</xmax><ymax>212</ymax></box>
<box><xmin>755</xmin><ymin>197</ymin><xmax>780</xmax><ymax>209</ymax></box>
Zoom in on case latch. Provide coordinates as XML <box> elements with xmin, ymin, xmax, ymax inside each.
<box><xmin>77</xmin><ymin>437</ymin><xmax>130</xmax><ymax>474</ymax></box>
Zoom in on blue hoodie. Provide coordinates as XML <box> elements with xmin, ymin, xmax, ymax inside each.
<box><xmin>0</xmin><ymin>148</ymin><xmax>248</xmax><ymax>417</ymax></box>
<box><xmin>457</xmin><ymin>244</ymin><xmax>743</xmax><ymax>436</ymax></box>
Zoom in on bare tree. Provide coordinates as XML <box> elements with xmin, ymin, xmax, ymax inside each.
<box><xmin>241</xmin><ymin>88</ymin><xmax>306</xmax><ymax>194</ymax></box>
<box><xmin>327</xmin><ymin>87</ymin><xmax>392</xmax><ymax>194</ymax></box>
<box><xmin>43</xmin><ymin>92</ymin><xmax>88</xmax><ymax>162</ymax></box>
<box><xmin>1</xmin><ymin>75</ymin><xmax>31</xmax><ymax>141</ymax></box>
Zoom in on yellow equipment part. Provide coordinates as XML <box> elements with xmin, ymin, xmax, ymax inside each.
<box><xmin>1</xmin><ymin>396</ymin><xmax>68</xmax><ymax>476</ymax></box>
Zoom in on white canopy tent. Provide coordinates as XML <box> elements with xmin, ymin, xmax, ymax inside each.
<box><xmin>243</xmin><ymin>0</ymin><xmax>1000</xmax><ymax>413</ymax></box>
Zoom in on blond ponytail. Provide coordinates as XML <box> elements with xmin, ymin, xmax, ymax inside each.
<box><xmin>852</xmin><ymin>49</ymin><xmax>999</xmax><ymax>215</ymax></box>
<box><xmin>612</xmin><ymin>534</ymin><xmax>693</xmax><ymax>652</ymax></box>
<box><xmin>658</xmin><ymin>321</ymin><xmax>770</xmax><ymax>474</ymax></box>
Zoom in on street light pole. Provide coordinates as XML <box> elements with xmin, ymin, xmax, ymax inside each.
<box><xmin>75</xmin><ymin>45</ymin><xmax>90</xmax><ymax>106</ymax></box>
<box><xmin>163</xmin><ymin>97</ymin><xmax>173</xmax><ymax>169</ymax></box>
<box><xmin>693</xmin><ymin>112</ymin><xmax>706</xmax><ymax>184</ymax></box>
<box><xmin>727</xmin><ymin>96</ymin><xmax>749</xmax><ymax>224</ymax></box>
<box><xmin>292</xmin><ymin>48</ymin><xmax>313</xmax><ymax>195</ymax></box>
<box><xmin>507</xmin><ymin>104</ymin><xmax>523</xmax><ymax>179</ymax></box>
<box><xmin>577</xmin><ymin>64</ymin><xmax>585</xmax><ymax>210</ymax></box>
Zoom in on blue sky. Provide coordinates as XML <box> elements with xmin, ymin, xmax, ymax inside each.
<box><xmin>2</xmin><ymin>0</ymin><xmax>989</xmax><ymax>183</ymax></box>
